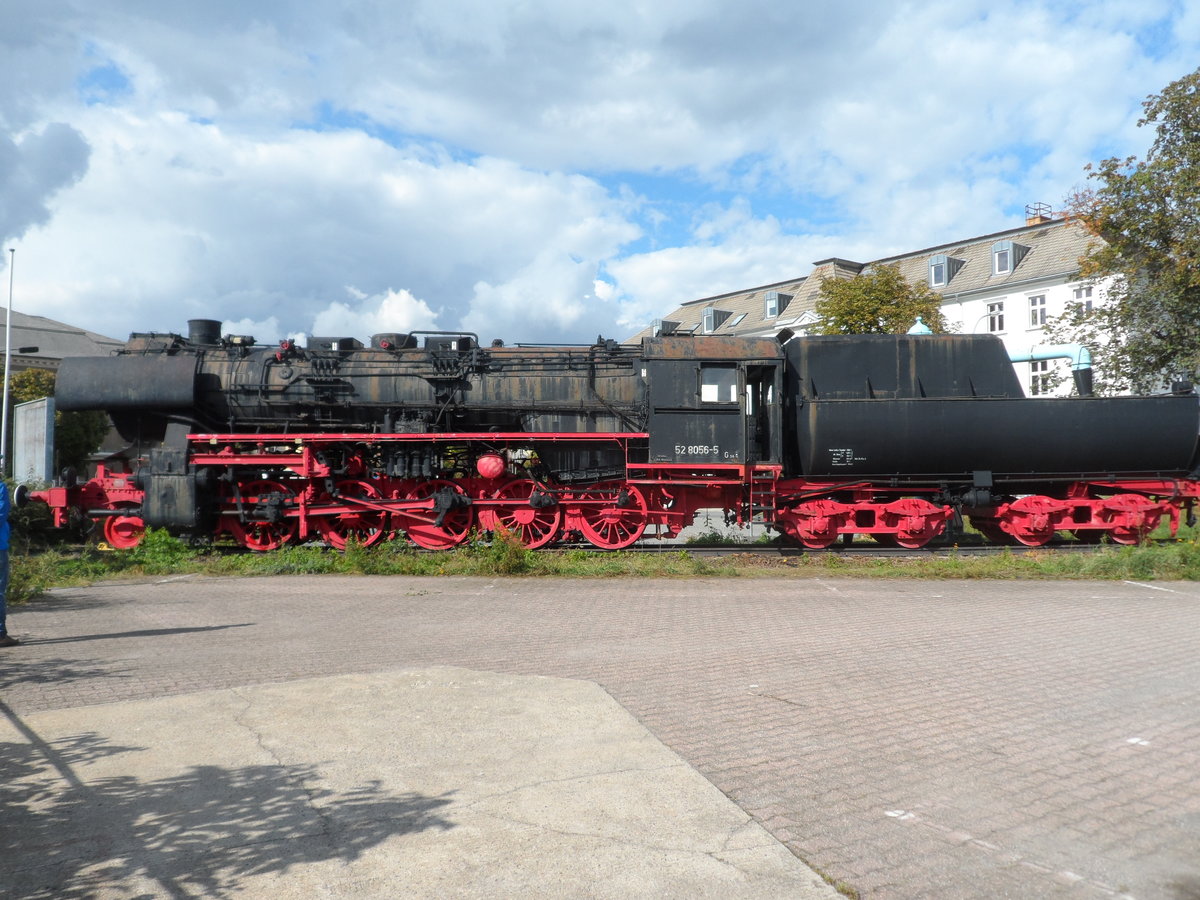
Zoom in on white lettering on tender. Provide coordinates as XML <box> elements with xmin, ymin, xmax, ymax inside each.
<box><xmin>829</xmin><ymin>448</ymin><xmax>866</xmax><ymax>466</ymax></box>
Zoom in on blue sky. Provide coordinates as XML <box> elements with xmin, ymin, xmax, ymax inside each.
<box><xmin>2</xmin><ymin>0</ymin><xmax>1198</xmax><ymax>345</ymax></box>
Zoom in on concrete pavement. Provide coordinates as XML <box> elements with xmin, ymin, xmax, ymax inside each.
<box><xmin>1</xmin><ymin>665</ymin><xmax>837</xmax><ymax>899</ymax></box>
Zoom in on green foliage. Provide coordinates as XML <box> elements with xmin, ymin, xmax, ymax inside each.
<box><xmin>126</xmin><ymin>528</ymin><xmax>195</xmax><ymax>572</ymax></box>
<box><xmin>486</xmin><ymin>528</ymin><xmax>534</xmax><ymax>574</ymax></box>
<box><xmin>1057</xmin><ymin>66</ymin><xmax>1200</xmax><ymax>392</ymax></box>
<box><xmin>9</xmin><ymin>368</ymin><xmax>55</xmax><ymax>404</ymax></box>
<box><xmin>813</xmin><ymin>263</ymin><xmax>948</xmax><ymax>335</ymax></box>
<box><xmin>8</xmin><ymin>368</ymin><xmax>110</xmax><ymax>472</ymax></box>
<box><xmin>10</xmin><ymin>528</ymin><xmax>1200</xmax><ymax>595</ymax></box>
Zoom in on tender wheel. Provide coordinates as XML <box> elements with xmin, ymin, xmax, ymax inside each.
<box><xmin>777</xmin><ymin>500</ymin><xmax>847</xmax><ymax>549</ymax></box>
<box><xmin>101</xmin><ymin>503</ymin><xmax>145</xmax><ymax>550</ymax></box>
<box><xmin>1101</xmin><ymin>494</ymin><xmax>1162</xmax><ymax>546</ymax></box>
<box><xmin>883</xmin><ymin>498</ymin><xmax>948</xmax><ymax>549</ymax></box>
<box><xmin>575</xmin><ymin>482</ymin><xmax>647</xmax><ymax>550</ymax></box>
<box><xmin>491</xmin><ymin>480</ymin><xmax>561</xmax><ymax>549</ymax></box>
<box><xmin>403</xmin><ymin>480</ymin><xmax>473</xmax><ymax>550</ymax></box>
<box><xmin>316</xmin><ymin>479</ymin><xmax>387</xmax><ymax>550</ymax></box>
<box><xmin>228</xmin><ymin>480</ymin><xmax>298</xmax><ymax>552</ymax></box>
<box><xmin>996</xmin><ymin>496</ymin><xmax>1064</xmax><ymax>547</ymax></box>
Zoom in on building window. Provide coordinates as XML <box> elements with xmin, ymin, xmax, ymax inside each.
<box><xmin>763</xmin><ymin>290</ymin><xmax>792</xmax><ymax>318</ymax></box>
<box><xmin>702</xmin><ymin>307</ymin><xmax>731</xmax><ymax>333</ymax></box>
<box><xmin>987</xmin><ymin>301</ymin><xmax>1005</xmax><ymax>333</ymax></box>
<box><xmin>993</xmin><ymin>241</ymin><xmax>1012</xmax><ymax>275</ymax></box>
<box><xmin>1073</xmin><ymin>284</ymin><xmax>1094</xmax><ymax>312</ymax></box>
<box><xmin>1030</xmin><ymin>359</ymin><xmax>1051</xmax><ymax>396</ymax></box>
<box><xmin>930</xmin><ymin>255</ymin><xmax>947</xmax><ymax>287</ymax></box>
<box><xmin>928</xmin><ymin>253</ymin><xmax>964</xmax><ymax>287</ymax></box>
<box><xmin>992</xmin><ymin>239</ymin><xmax>1029</xmax><ymax>276</ymax></box>
<box><xmin>1028</xmin><ymin>295</ymin><xmax>1046</xmax><ymax>327</ymax></box>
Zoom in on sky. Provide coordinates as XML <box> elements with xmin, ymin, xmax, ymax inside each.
<box><xmin>2</xmin><ymin>1</ymin><xmax>1198</xmax><ymax>347</ymax></box>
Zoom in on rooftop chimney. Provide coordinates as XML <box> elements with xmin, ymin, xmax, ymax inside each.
<box><xmin>1025</xmin><ymin>201</ymin><xmax>1055</xmax><ymax>225</ymax></box>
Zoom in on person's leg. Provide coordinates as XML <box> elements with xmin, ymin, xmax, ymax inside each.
<box><xmin>0</xmin><ymin>550</ymin><xmax>10</xmax><ymax>641</ymax></box>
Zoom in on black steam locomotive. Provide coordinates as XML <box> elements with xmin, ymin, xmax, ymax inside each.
<box><xmin>26</xmin><ymin>319</ymin><xmax>1200</xmax><ymax>550</ymax></box>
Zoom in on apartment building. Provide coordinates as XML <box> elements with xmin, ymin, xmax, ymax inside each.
<box><xmin>629</xmin><ymin>206</ymin><xmax>1104</xmax><ymax>397</ymax></box>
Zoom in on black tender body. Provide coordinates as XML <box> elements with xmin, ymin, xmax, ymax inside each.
<box><xmin>783</xmin><ymin>334</ymin><xmax>1200</xmax><ymax>485</ymax></box>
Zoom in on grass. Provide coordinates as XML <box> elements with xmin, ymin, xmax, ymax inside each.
<box><xmin>9</xmin><ymin>523</ymin><xmax>1200</xmax><ymax>607</ymax></box>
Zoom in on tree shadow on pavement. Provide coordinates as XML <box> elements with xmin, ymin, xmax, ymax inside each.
<box><xmin>0</xmin><ymin>656</ymin><xmax>128</xmax><ymax>691</ymax></box>
<box><xmin>1</xmin><ymin>724</ymin><xmax>456</xmax><ymax>899</ymax></box>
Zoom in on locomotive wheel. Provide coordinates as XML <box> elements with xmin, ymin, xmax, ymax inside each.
<box><xmin>403</xmin><ymin>480</ymin><xmax>473</xmax><ymax>550</ymax></box>
<box><xmin>491</xmin><ymin>480</ymin><xmax>561</xmax><ymax>549</ymax></box>
<box><xmin>228</xmin><ymin>480</ymin><xmax>298</xmax><ymax>552</ymax></box>
<box><xmin>575</xmin><ymin>482</ymin><xmax>647</xmax><ymax>550</ymax></box>
<box><xmin>316</xmin><ymin>479</ymin><xmax>387</xmax><ymax>550</ymax></box>
<box><xmin>882</xmin><ymin>498</ymin><xmax>948</xmax><ymax>549</ymax></box>
<box><xmin>101</xmin><ymin>503</ymin><xmax>146</xmax><ymax>550</ymax></box>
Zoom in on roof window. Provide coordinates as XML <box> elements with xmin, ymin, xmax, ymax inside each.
<box><xmin>764</xmin><ymin>290</ymin><xmax>792</xmax><ymax>318</ymax></box>
<box><xmin>929</xmin><ymin>253</ymin><xmax>964</xmax><ymax>287</ymax></box>
<box><xmin>992</xmin><ymin>240</ymin><xmax>1030</xmax><ymax>276</ymax></box>
<box><xmin>652</xmin><ymin>318</ymin><xmax>680</xmax><ymax>337</ymax></box>
<box><xmin>702</xmin><ymin>307</ymin><xmax>732</xmax><ymax>333</ymax></box>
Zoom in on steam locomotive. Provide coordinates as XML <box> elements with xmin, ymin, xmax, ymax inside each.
<box><xmin>24</xmin><ymin>318</ymin><xmax>1200</xmax><ymax>550</ymax></box>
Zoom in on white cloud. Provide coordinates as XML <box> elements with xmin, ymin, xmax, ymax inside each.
<box><xmin>3</xmin><ymin>0</ymin><xmax>1200</xmax><ymax>345</ymax></box>
<box><xmin>12</xmin><ymin>110</ymin><xmax>639</xmax><ymax>342</ymax></box>
<box><xmin>310</xmin><ymin>288</ymin><xmax>439</xmax><ymax>340</ymax></box>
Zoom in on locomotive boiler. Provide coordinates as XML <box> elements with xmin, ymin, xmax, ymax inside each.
<box><xmin>26</xmin><ymin>319</ymin><xmax>1200</xmax><ymax>551</ymax></box>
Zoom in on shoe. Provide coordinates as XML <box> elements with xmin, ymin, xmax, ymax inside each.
<box><xmin>0</xmin><ymin>635</ymin><xmax>19</xmax><ymax>647</ymax></box>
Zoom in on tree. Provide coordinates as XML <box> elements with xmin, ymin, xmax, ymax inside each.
<box><xmin>812</xmin><ymin>263</ymin><xmax>948</xmax><ymax>335</ymax></box>
<box><xmin>8</xmin><ymin>368</ymin><xmax>110</xmax><ymax>474</ymax></box>
<box><xmin>1056</xmin><ymin>66</ymin><xmax>1200</xmax><ymax>392</ymax></box>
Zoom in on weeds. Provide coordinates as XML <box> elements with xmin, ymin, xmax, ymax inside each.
<box><xmin>7</xmin><ymin>527</ymin><xmax>1200</xmax><ymax>603</ymax></box>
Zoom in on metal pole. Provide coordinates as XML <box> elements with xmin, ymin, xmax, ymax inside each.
<box><xmin>1</xmin><ymin>248</ymin><xmax>13</xmax><ymax>476</ymax></box>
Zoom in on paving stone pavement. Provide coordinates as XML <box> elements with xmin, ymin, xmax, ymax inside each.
<box><xmin>3</xmin><ymin>574</ymin><xmax>1200</xmax><ymax>899</ymax></box>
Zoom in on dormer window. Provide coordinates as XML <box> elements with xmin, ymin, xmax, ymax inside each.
<box><xmin>992</xmin><ymin>240</ymin><xmax>1030</xmax><ymax>276</ymax></box>
<box><xmin>929</xmin><ymin>253</ymin><xmax>964</xmax><ymax>288</ymax></box>
<box><xmin>701</xmin><ymin>307</ymin><xmax>732</xmax><ymax>333</ymax></box>
<box><xmin>993</xmin><ymin>242</ymin><xmax>1012</xmax><ymax>275</ymax></box>
<box><xmin>764</xmin><ymin>290</ymin><xmax>792</xmax><ymax>318</ymax></box>
<box><xmin>930</xmin><ymin>257</ymin><xmax>947</xmax><ymax>287</ymax></box>
<box><xmin>652</xmin><ymin>318</ymin><xmax>680</xmax><ymax>337</ymax></box>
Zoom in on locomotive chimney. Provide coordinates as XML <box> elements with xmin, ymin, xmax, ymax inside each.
<box><xmin>188</xmin><ymin>319</ymin><xmax>222</xmax><ymax>345</ymax></box>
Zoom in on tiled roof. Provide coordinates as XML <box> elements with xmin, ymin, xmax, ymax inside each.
<box><xmin>0</xmin><ymin>310</ymin><xmax>123</xmax><ymax>362</ymax></box>
<box><xmin>876</xmin><ymin>219</ymin><xmax>1099</xmax><ymax>298</ymax></box>
<box><xmin>627</xmin><ymin>217</ymin><xmax>1099</xmax><ymax>341</ymax></box>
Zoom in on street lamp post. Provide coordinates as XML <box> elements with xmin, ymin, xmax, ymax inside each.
<box><xmin>2</xmin><ymin>248</ymin><xmax>13</xmax><ymax>477</ymax></box>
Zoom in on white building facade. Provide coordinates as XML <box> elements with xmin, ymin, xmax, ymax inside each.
<box><xmin>629</xmin><ymin>210</ymin><xmax>1107</xmax><ymax>398</ymax></box>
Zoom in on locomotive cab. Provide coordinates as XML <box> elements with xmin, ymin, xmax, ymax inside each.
<box><xmin>643</xmin><ymin>335</ymin><xmax>784</xmax><ymax>465</ymax></box>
